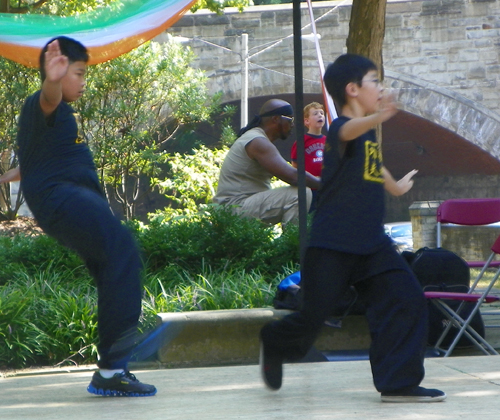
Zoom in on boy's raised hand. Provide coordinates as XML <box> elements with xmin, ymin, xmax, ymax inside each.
<box><xmin>377</xmin><ymin>91</ymin><xmax>399</xmax><ymax>123</ymax></box>
<box><xmin>396</xmin><ymin>169</ymin><xmax>418</xmax><ymax>194</ymax></box>
<box><xmin>383</xmin><ymin>167</ymin><xmax>418</xmax><ymax>196</ymax></box>
<box><xmin>44</xmin><ymin>40</ymin><xmax>69</xmax><ymax>82</ymax></box>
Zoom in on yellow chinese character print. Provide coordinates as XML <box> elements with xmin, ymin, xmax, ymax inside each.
<box><xmin>73</xmin><ymin>113</ymin><xmax>85</xmax><ymax>144</ymax></box>
<box><xmin>364</xmin><ymin>141</ymin><xmax>384</xmax><ymax>183</ymax></box>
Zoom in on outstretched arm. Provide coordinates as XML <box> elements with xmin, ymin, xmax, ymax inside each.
<box><xmin>383</xmin><ymin>167</ymin><xmax>417</xmax><ymax>196</ymax></box>
<box><xmin>40</xmin><ymin>40</ymin><xmax>69</xmax><ymax>116</ymax></box>
<box><xmin>0</xmin><ymin>167</ymin><xmax>21</xmax><ymax>184</ymax></box>
<box><xmin>246</xmin><ymin>137</ymin><xmax>321</xmax><ymax>190</ymax></box>
<box><xmin>339</xmin><ymin>92</ymin><xmax>399</xmax><ymax>142</ymax></box>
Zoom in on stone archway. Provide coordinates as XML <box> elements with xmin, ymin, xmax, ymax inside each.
<box><xmin>384</xmin><ymin>70</ymin><xmax>500</xmax><ymax>173</ymax></box>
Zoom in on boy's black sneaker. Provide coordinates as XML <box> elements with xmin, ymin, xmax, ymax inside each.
<box><xmin>87</xmin><ymin>370</ymin><xmax>157</xmax><ymax>397</ymax></box>
<box><xmin>381</xmin><ymin>386</ymin><xmax>446</xmax><ymax>403</ymax></box>
<box><xmin>259</xmin><ymin>339</ymin><xmax>283</xmax><ymax>391</ymax></box>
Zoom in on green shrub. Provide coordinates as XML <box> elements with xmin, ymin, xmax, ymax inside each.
<box><xmin>0</xmin><ymin>261</ymin><xmax>290</xmax><ymax>369</ymax></box>
<box><xmin>0</xmin><ymin>205</ymin><xmax>304</xmax><ymax>369</ymax></box>
<box><xmin>0</xmin><ymin>234</ymin><xmax>87</xmax><ymax>286</ymax></box>
<box><xmin>0</xmin><ymin>289</ymin><xmax>48</xmax><ymax>367</ymax></box>
<box><xmin>0</xmin><ymin>270</ymin><xmax>98</xmax><ymax>369</ymax></box>
<box><xmin>142</xmin><ymin>265</ymin><xmax>287</xmax><ymax>315</ymax></box>
<box><xmin>137</xmin><ymin>204</ymin><xmax>284</xmax><ymax>277</ymax></box>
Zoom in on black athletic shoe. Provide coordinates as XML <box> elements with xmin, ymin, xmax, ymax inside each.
<box><xmin>87</xmin><ymin>371</ymin><xmax>157</xmax><ymax>397</ymax></box>
<box><xmin>259</xmin><ymin>338</ymin><xmax>283</xmax><ymax>391</ymax></box>
<box><xmin>381</xmin><ymin>386</ymin><xmax>446</xmax><ymax>403</ymax></box>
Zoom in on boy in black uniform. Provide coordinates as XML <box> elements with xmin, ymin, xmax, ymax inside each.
<box><xmin>259</xmin><ymin>54</ymin><xmax>446</xmax><ymax>402</ymax></box>
<box><xmin>12</xmin><ymin>36</ymin><xmax>156</xmax><ymax>397</ymax></box>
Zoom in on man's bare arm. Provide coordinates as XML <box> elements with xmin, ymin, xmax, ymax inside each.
<box><xmin>246</xmin><ymin>137</ymin><xmax>321</xmax><ymax>189</ymax></box>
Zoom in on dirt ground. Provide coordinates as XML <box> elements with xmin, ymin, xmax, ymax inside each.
<box><xmin>0</xmin><ymin>216</ymin><xmax>43</xmax><ymax>237</ymax></box>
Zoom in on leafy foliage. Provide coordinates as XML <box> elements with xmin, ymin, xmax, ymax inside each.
<box><xmin>153</xmin><ymin>145</ymin><xmax>229</xmax><ymax>217</ymax></box>
<box><xmin>74</xmin><ymin>40</ymin><xmax>222</xmax><ymax>220</ymax></box>
<box><xmin>143</xmin><ymin>268</ymin><xmax>279</xmax><ymax>314</ymax></box>
<box><xmin>135</xmin><ymin>204</ymin><xmax>301</xmax><ymax>278</ymax></box>
<box><xmin>0</xmin><ymin>289</ymin><xmax>47</xmax><ymax>367</ymax></box>
<box><xmin>36</xmin><ymin>0</ymin><xmax>119</xmax><ymax>15</ymax></box>
<box><xmin>0</xmin><ymin>234</ymin><xmax>88</xmax><ymax>286</ymax></box>
<box><xmin>0</xmin><ymin>199</ymin><xmax>303</xmax><ymax>369</ymax></box>
<box><xmin>192</xmin><ymin>0</ymin><xmax>250</xmax><ymax>14</ymax></box>
<box><xmin>0</xmin><ymin>59</ymin><xmax>38</xmax><ymax>219</ymax></box>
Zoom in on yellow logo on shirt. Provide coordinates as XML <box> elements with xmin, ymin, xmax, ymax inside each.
<box><xmin>364</xmin><ymin>141</ymin><xmax>384</xmax><ymax>183</ymax></box>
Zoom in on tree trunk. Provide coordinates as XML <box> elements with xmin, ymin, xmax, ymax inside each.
<box><xmin>346</xmin><ymin>0</ymin><xmax>387</xmax><ymax>79</ymax></box>
<box><xmin>346</xmin><ymin>0</ymin><xmax>387</xmax><ymax>142</ymax></box>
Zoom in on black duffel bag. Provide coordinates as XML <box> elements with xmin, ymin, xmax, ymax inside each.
<box><xmin>402</xmin><ymin>247</ymin><xmax>485</xmax><ymax>348</ymax></box>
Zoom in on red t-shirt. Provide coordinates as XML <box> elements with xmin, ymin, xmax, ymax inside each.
<box><xmin>290</xmin><ymin>133</ymin><xmax>326</xmax><ymax>177</ymax></box>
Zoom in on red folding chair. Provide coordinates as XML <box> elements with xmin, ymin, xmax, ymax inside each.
<box><xmin>437</xmin><ymin>198</ymin><xmax>500</xmax><ymax>268</ymax></box>
<box><xmin>426</xmin><ymin>198</ymin><xmax>500</xmax><ymax>356</ymax></box>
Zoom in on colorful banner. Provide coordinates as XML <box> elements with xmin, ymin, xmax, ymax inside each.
<box><xmin>0</xmin><ymin>0</ymin><xmax>197</xmax><ymax>67</ymax></box>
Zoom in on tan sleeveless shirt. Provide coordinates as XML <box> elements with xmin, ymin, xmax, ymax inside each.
<box><xmin>213</xmin><ymin>127</ymin><xmax>272</xmax><ymax>206</ymax></box>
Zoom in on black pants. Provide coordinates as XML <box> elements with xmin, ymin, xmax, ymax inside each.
<box><xmin>36</xmin><ymin>185</ymin><xmax>142</xmax><ymax>370</ymax></box>
<box><xmin>261</xmin><ymin>246</ymin><xmax>428</xmax><ymax>392</ymax></box>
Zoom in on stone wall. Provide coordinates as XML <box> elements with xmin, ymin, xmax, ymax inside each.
<box><xmin>165</xmin><ymin>0</ymin><xmax>500</xmax><ymax>115</ymax></box>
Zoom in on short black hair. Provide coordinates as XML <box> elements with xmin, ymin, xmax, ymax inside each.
<box><xmin>39</xmin><ymin>36</ymin><xmax>89</xmax><ymax>82</ymax></box>
<box><xmin>323</xmin><ymin>54</ymin><xmax>377</xmax><ymax>108</ymax></box>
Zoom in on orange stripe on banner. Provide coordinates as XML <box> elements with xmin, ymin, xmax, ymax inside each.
<box><xmin>0</xmin><ymin>2</ymin><xmax>196</xmax><ymax>67</ymax></box>
<box><xmin>0</xmin><ymin>43</ymin><xmax>41</xmax><ymax>67</ymax></box>
<box><xmin>87</xmin><ymin>9</ymin><xmax>194</xmax><ymax>65</ymax></box>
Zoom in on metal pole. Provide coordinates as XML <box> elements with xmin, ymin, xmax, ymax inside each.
<box><xmin>241</xmin><ymin>33</ymin><xmax>249</xmax><ymax>128</ymax></box>
<box><xmin>293</xmin><ymin>0</ymin><xmax>307</xmax><ymax>266</ymax></box>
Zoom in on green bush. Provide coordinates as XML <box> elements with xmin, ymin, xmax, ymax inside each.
<box><xmin>142</xmin><ymin>266</ymin><xmax>287</xmax><ymax>313</ymax></box>
<box><xmin>137</xmin><ymin>204</ymin><xmax>299</xmax><ymax>278</ymax></box>
<box><xmin>0</xmin><ymin>289</ymin><xmax>48</xmax><ymax>367</ymax></box>
<box><xmin>0</xmin><ymin>270</ymin><xmax>98</xmax><ymax>368</ymax></box>
<box><xmin>0</xmin><ymin>206</ymin><xmax>303</xmax><ymax>369</ymax></box>
<box><xmin>0</xmin><ymin>261</ymin><xmax>291</xmax><ymax>370</ymax></box>
<box><xmin>0</xmin><ymin>234</ymin><xmax>87</xmax><ymax>286</ymax></box>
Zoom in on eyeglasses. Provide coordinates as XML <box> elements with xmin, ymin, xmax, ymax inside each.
<box><xmin>281</xmin><ymin>115</ymin><xmax>294</xmax><ymax>124</ymax></box>
<box><xmin>362</xmin><ymin>78</ymin><xmax>381</xmax><ymax>86</ymax></box>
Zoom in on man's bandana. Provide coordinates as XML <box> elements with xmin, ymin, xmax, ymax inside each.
<box><xmin>237</xmin><ymin>104</ymin><xmax>294</xmax><ymax>137</ymax></box>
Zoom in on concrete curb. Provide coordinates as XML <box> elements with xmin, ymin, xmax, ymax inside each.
<box><xmin>156</xmin><ymin>308</ymin><xmax>371</xmax><ymax>367</ymax></box>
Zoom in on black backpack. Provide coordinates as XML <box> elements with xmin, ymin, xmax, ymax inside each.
<box><xmin>403</xmin><ymin>247</ymin><xmax>485</xmax><ymax>348</ymax></box>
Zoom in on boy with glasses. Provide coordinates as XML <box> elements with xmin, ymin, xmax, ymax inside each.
<box><xmin>259</xmin><ymin>54</ymin><xmax>445</xmax><ymax>403</ymax></box>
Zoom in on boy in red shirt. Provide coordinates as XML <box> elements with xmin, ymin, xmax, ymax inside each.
<box><xmin>290</xmin><ymin>102</ymin><xmax>326</xmax><ymax>211</ymax></box>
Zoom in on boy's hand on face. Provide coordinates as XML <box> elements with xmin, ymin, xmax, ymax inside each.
<box><xmin>377</xmin><ymin>91</ymin><xmax>399</xmax><ymax>123</ymax></box>
<box><xmin>44</xmin><ymin>40</ymin><xmax>69</xmax><ymax>82</ymax></box>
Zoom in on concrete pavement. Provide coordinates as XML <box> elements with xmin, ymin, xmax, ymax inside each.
<box><xmin>2</xmin><ymin>355</ymin><xmax>500</xmax><ymax>419</ymax></box>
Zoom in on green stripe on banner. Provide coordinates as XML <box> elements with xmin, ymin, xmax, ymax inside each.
<box><xmin>0</xmin><ymin>0</ymin><xmax>182</xmax><ymax>38</ymax></box>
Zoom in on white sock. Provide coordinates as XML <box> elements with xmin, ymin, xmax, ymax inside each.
<box><xmin>99</xmin><ymin>369</ymin><xmax>124</xmax><ymax>379</ymax></box>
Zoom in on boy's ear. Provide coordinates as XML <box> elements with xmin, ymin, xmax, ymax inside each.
<box><xmin>345</xmin><ymin>82</ymin><xmax>359</xmax><ymax>98</ymax></box>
